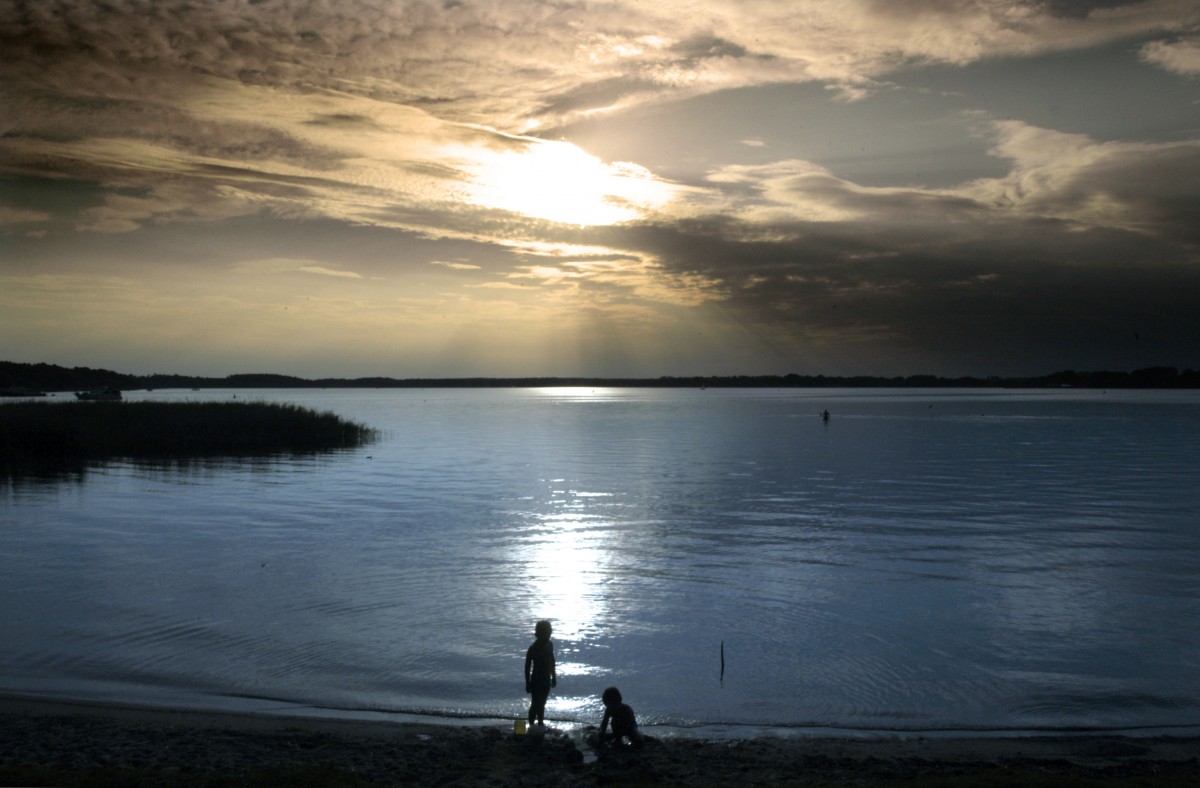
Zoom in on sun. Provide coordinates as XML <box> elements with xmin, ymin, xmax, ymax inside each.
<box><xmin>465</xmin><ymin>139</ymin><xmax>676</xmax><ymax>227</ymax></box>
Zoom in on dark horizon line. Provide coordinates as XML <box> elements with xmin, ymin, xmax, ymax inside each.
<box><xmin>2</xmin><ymin>361</ymin><xmax>1198</xmax><ymax>391</ymax></box>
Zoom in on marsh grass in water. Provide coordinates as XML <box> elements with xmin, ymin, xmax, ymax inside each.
<box><xmin>0</xmin><ymin>400</ymin><xmax>377</xmax><ymax>476</ymax></box>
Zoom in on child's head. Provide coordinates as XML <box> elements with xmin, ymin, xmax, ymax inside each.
<box><xmin>601</xmin><ymin>686</ymin><xmax>622</xmax><ymax>707</ymax></box>
<box><xmin>535</xmin><ymin>619</ymin><xmax>552</xmax><ymax>638</ymax></box>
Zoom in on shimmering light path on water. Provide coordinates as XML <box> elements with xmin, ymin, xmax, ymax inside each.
<box><xmin>3</xmin><ymin>388</ymin><xmax>1199</xmax><ymax>733</ymax></box>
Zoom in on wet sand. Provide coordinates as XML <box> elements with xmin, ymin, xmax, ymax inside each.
<box><xmin>2</xmin><ymin>695</ymin><xmax>1197</xmax><ymax>786</ymax></box>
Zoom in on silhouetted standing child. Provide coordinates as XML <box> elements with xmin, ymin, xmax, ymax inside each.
<box><xmin>524</xmin><ymin>620</ymin><xmax>556</xmax><ymax>727</ymax></box>
<box><xmin>598</xmin><ymin>686</ymin><xmax>644</xmax><ymax>749</ymax></box>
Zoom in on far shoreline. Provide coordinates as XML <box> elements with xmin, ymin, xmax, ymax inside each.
<box><xmin>3</xmin><ymin>359</ymin><xmax>1198</xmax><ymax>395</ymax></box>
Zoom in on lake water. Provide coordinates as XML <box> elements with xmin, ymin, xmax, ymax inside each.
<box><xmin>3</xmin><ymin>387</ymin><xmax>1199</xmax><ymax>736</ymax></box>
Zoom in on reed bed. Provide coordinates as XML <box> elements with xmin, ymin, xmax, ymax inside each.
<box><xmin>1</xmin><ymin>400</ymin><xmax>376</xmax><ymax>472</ymax></box>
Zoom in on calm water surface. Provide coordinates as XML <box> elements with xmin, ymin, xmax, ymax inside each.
<box><xmin>3</xmin><ymin>387</ymin><xmax>1199</xmax><ymax>734</ymax></box>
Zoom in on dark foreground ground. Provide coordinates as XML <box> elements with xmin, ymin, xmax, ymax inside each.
<box><xmin>2</xmin><ymin>696</ymin><xmax>1197</xmax><ymax>786</ymax></box>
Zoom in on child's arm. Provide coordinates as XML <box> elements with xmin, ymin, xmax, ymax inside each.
<box><xmin>549</xmin><ymin>642</ymin><xmax>557</xmax><ymax>687</ymax></box>
<box><xmin>599</xmin><ymin>709</ymin><xmax>611</xmax><ymax>740</ymax></box>
<box><xmin>524</xmin><ymin>647</ymin><xmax>532</xmax><ymax>691</ymax></box>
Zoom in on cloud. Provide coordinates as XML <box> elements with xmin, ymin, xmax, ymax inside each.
<box><xmin>0</xmin><ymin>81</ymin><xmax>502</xmax><ymax>236</ymax></box>
<box><xmin>0</xmin><ymin>205</ymin><xmax>51</xmax><ymax>225</ymax></box>
<box><xmin>431</xmin><ymin>260</ymin><xmax>482</xmax><ymax>270</ymax></box>
<box><xmin>2</xmin><ymin>1</ymin><xmax>1198</xmax><ymax>376</ymax></box>
<box><xmin>299</xmin><ymin>266</ymin><xmax>364</xmax><ymax>279</ymax></box>
<box><xmin>964</xmin><ymin>121</ymin><xmax>1200</xmax><ymax>243</ymax></box>
<box><xmin>3</xmin><ymin>1</ymin><xmax>1196</xmax><ymax>134</ymax></box>
<box><xmin>4</xmin><ymin>1</ymin><xmax>1196</xmax><ymax>229</ymax></box>
<box><xmin>589</xmin><ymin>109</ymin><xmax>1199</xmax><ymax>373</ymax></box>
<box><xmin>232</xmin><ymin>258</ymin><xmax>349</xmax><ymax>276</ymax></box>
<box><xmin>1</xmin><ymin>69</ymin><xmax>693</xmax><ymax>252</ymax></box>
<box><xmin>700</xmin><ymin>159</ymin><xmax>984</xmax><ymax>227</ymax></box>
<box><xmin>689</xmin><ymin>119</ymin><xmax>1200</xmax><ymax>246</ymax></box>
<box><xmin>469</xmin><ymin>281</ymin><xmax>530</xmax><ymax>290</ymax></box>
<box><xmin>1140</xmin><ymin>36</ymin><xmax>1200</xmax><ymax>76</ymax></box>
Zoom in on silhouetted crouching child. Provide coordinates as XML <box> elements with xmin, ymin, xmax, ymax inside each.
<box><xmin>598</xmin><ymin>686</ymin><xmax>644</xmax><ymax>749</ymax></box>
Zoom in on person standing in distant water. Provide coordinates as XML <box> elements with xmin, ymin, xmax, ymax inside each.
<box><xmin>822</xmin><ymin>409</ymin><xmax>830</xmax><ymax>422</ymax></box>
<box><xmin>524</xmin><ymin>620</ymin><xmax>556</xmax><ymax>727</ymax></box>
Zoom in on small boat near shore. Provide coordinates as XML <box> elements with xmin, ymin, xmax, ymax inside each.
<box><xmin>75</xmin><ymin>387</ymin><xmax>122</xmax><ymax>401</ymax></box>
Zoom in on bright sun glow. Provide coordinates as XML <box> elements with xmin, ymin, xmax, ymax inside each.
<box><xmin>465</xmin><ymin>140</ymin><xmax>675</xmax><ymax>226</ymax></box>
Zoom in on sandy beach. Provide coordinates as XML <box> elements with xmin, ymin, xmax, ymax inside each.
<box><xmin>1</xmin><ymin>696</ymin><xmax>1197</xmax><ymax>786</ymax></box>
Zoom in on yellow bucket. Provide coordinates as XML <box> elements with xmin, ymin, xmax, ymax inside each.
<box><xmin>514</xmin><ymin>718</ymin><xmax>527</xmax><ymax>735</ymax></box>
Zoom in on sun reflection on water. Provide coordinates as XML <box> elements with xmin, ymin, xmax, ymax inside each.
<box><xmin>507</xmin><ymin>475</ymin><xmax>626</xmax><ymax>723</ymax></box>
<box><xmin>530</xmin><ymin>386</ymin><xmax>615</xmax><ymax>402</ymax></box>
<box><xmin>524</xmin><ymin>510</ymin><xmax>611</xmax><ymax>646</ymax></box>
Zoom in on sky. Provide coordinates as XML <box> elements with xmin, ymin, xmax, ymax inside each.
<box><xmin>2</xmin><ymin>0</ymin><xmax>1198</xmax><ymax>379</ymax></box>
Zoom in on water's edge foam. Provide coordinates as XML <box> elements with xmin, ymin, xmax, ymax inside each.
<box><xmin>9</xmin><ymin>689</ymin><xmax>1196</xmax><ymax>741</ymax></box>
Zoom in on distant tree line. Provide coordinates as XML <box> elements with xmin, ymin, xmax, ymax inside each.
<box><xmin>2</xmin><ymin>360</ymin><xmax>1198</xmax><ymax>392</ymax></box>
